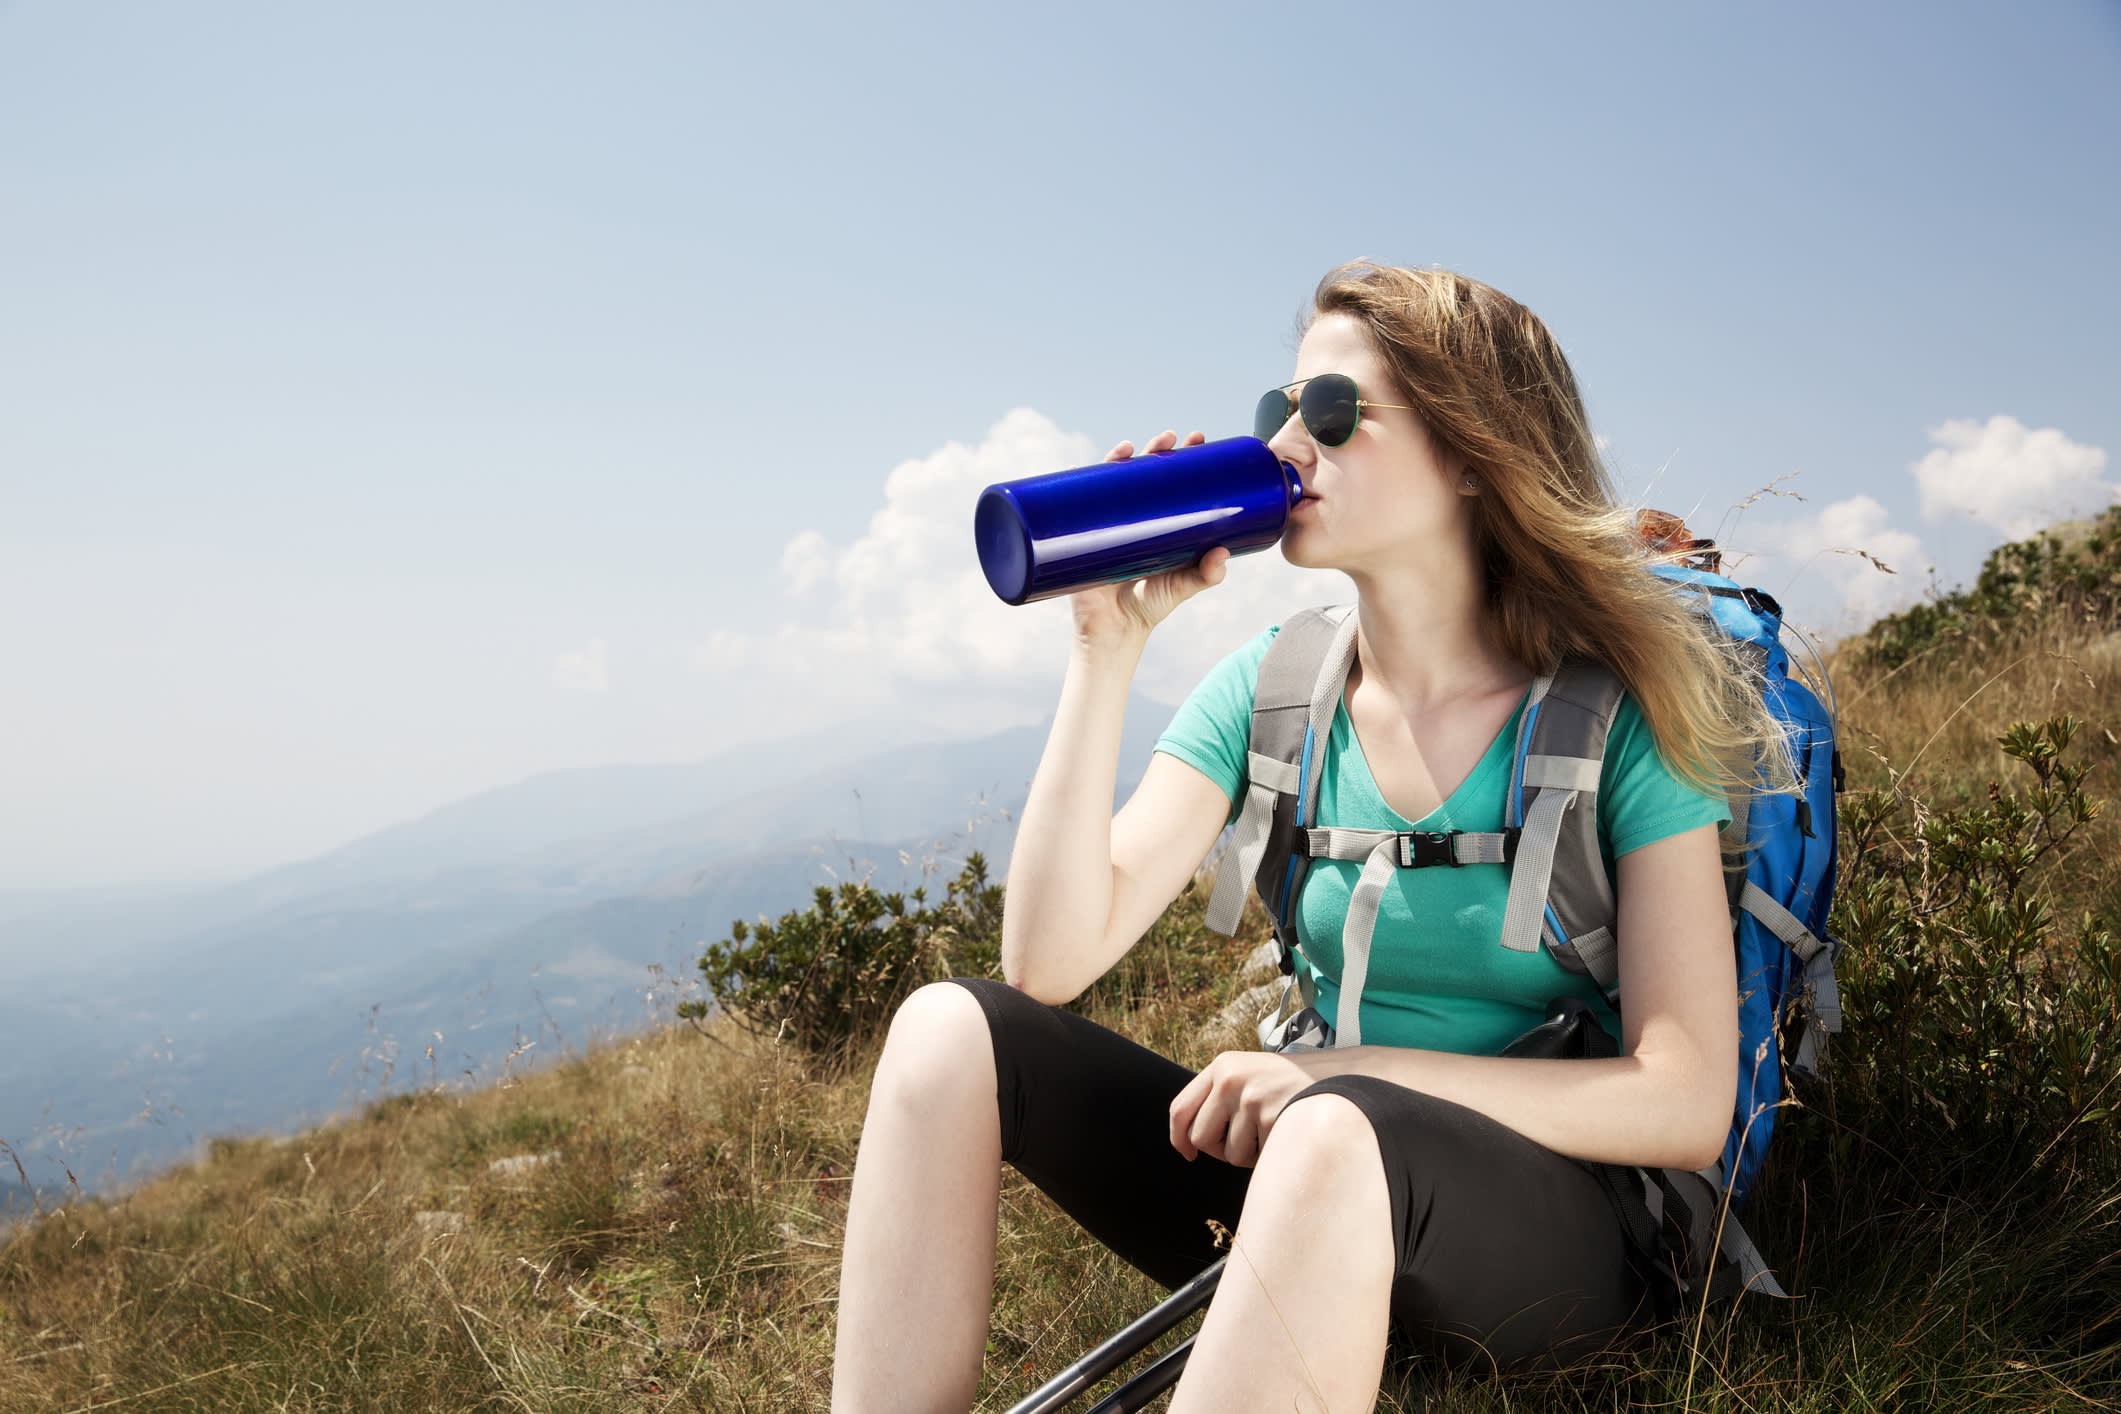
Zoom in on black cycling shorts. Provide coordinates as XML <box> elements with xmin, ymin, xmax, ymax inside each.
<box><xmin>949</xmin><ymin>976</ymin><xmax>1648</xmax><ymax>1370</ymax></box>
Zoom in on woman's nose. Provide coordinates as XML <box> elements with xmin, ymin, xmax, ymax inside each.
<box><xmin>1266</xmin><ymin>412</ymin><xmax>1313</xmax><ymax>468</ymax></box>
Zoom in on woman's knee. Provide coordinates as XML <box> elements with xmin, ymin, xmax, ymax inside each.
<box><xmin>1240</xmin><ymin>1093</ymin><xmax>1393</xmax><ymax>1270</ymax></box>
<box><xmin>872</xmin><ymin>981</ymin><xmax>999</xmax><ymax>1107</ymax></box>
<box><xmin>1259</xmin><ymin>1090</ymin><xmax>1387</xmax><ymax>1181</ymax></box>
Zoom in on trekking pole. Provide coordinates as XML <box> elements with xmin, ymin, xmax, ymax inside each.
<box><xmin>1002</xmin><ymin>1256</ymin><xmax>1224</xmax><ymax>1414</ymax></box>
<box><xmin>1081</xmin><ymin>1333</ymin><xmax>1195</xmax><ymax>1412</ymax></box>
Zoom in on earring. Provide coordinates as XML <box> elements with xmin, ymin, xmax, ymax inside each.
<box><xmin>1462</xmin><ymin>472</ymin><xmax>1482</xmax><ymax>492</ymax></box>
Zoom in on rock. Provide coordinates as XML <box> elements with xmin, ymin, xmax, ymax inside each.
<box><xmin>1202</xmin><ymin>980</ymin><xmax>1284</xmax><ymax>1046</ymax></box>
<box><xmin>488</xmin><ymin>1151</ymin><xmax>560</xmax><ymax>1178</ymax></box>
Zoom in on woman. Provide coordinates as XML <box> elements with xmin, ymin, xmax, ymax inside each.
<box><xmin>831</xmin><ymin>262</ymin><xmax>1784</xmax><ymax>1412</ymax></box>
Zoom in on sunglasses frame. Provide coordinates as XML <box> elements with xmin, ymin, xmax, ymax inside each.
<box><xmin>1255</xmin><ymin>372</ymin><xmax>1414</xmax><ymax>448</ymax></box>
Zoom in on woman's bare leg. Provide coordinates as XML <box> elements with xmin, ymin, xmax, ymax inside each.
<box><xmin>1167</xmin><ymin>1092</ymin><xmax>1395</xmax><ymax>1414</ymax></box>
<box><xmin>831</xmin><ymin>982</ymin><xmax>1004</xmax><ymax>1413</ymax></box>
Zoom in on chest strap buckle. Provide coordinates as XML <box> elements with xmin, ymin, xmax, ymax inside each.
<box><xmin>1399</xmin><ymin>830</ymin><xmax>1464</xmax><ymax>868</ymax></box>
<box><xmin>1394</xmin><ymin>828</ymin><xmax>1522</xmax><ymax>868</ymax></box>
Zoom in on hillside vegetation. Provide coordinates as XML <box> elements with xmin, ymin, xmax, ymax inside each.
<box><xmin>3</xmin><ymin>510</ymin><xmax>2117</xmax><ymax>1412</ymax></box>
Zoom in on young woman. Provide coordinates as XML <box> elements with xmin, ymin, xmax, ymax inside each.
<box><xmin>831</xmin><ymin>262</ymin><xmax>1785</xmax><ymax>1412</ymax></box>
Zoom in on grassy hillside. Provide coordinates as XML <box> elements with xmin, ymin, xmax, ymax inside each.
<box><xmin>3</xmin><ymin>510</ymin><xmax>2117</xmax><ymax>1412</ymax></box>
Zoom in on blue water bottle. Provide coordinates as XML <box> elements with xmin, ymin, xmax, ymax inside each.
<box><xmin>975</xmin><ymin>436</ymin><xmax>1304</xmax><ymax>605</ymax></box>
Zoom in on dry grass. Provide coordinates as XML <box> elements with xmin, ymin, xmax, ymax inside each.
<box><xmin>0</xmin><ymin>1021</ymin><xmax>844</xmax><ymax>1411</ymax></box>
<box><xmin>12</xmin><ymin>996</ymin><xmax>2110</xmax><ymax>1412</ymax></box>
<box><xmin>4</xmin><ymin>519</ymin><xmax>2119</xmax><ymax>1411</ymax></box>
<box><xmin>0</xmin><ymin>934</ymin><xmax>1265</xmax><ymax>1414</ymax></box>
<box><xmin>1827</xmin><ymin>603</ymin><xmax>2119</xmax><ymax>926</ymax></box>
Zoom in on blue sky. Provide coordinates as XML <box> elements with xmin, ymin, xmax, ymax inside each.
<box><xmin>3</xmin><ymin>0</ymin><xmax>2117</xmax><ymax>888</ymax></box>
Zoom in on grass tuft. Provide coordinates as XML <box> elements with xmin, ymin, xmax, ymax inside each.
<box><xmin>3</xmin><ymin>513</ymin><xmax>2118</xmax><ymax>1410</ymax></box>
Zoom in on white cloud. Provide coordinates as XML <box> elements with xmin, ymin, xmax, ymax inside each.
<box><xmin>1912</xmin><ymin>415</ymin><xmax>2113</xmax><ymax>537</ymax></box>
<box><xmin>1740</xmin><ymin>494</ymin><xmax>1931</xmax><ymax>633</ymax></box>
<box><xmin>779</xmin><ymin>530</ymin><xmax>832</xmax><ymax>595</ymax></box>
<box><xmin>702</xmin><ymin>409</ymin><xmax>1347</xmax><ymax>724</ymax></box>
<box><xmin>552</xmin><ymin>638</ymin><xmax>609</xmax><ymax>694</ymax></box>
<box><xmin>1726</xmin><ymin>415</ymin><xmax>2112</xmax><ymax>639</ymax></box>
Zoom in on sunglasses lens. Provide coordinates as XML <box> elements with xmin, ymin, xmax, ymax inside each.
<box><xmin>1299</xmin><ymin>373</ymin><xmax>1361</xmax><ymax>447</ymax></box>
<box><xmin>1254</xmin><ymin>389</ymin><xmax>1296</xmax><ymax>443</ymax></box>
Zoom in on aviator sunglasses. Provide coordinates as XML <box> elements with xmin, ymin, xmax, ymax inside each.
<box><xmin>1253</xmin><ymin>372</ymin><xmax>1413</xmax><ymax>448</ymax></box>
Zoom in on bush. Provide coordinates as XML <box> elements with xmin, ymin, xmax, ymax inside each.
<box><xmin>1774</xmin><ymin>715</ymin><xmax>2118</xmax><ymax>1211</ymax></box>
<box><xmin>680</xmin><ymin>853</ymin><xmax>1004</xmax><ymax>1057</ymax></box>
<box><xmin>1855</xmin><ymin>505</ymin><xmax>2121</xmax><ymax>669</ymax></box>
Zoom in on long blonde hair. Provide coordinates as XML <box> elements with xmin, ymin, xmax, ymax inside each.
<box><xmin>1310</xmin><ymin>260</ymin><xmax>1793</xmax><ymax>800</ymax></box>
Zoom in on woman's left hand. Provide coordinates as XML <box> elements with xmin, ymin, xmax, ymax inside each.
<box><xmin>1168</xmin><ymin>1050</ymin><xmax>1339</xmax><ymax>1168</ymax></box>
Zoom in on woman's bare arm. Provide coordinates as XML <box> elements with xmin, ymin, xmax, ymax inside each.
<box><xmin>1000</xmin><ymin>644</ymin><xmax>1234</xmax><ymax>1002</ymax></box>
<box><xmin>998</xmin><ymin>428</ymin><xmax>1239</xmax><ymax>1003</ymax></box>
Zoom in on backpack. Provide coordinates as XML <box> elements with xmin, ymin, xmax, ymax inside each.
<box><xmin>1200</xmin><ymin>524</ymin><xmax>1844</xmax><ymax>1302</ymax></box>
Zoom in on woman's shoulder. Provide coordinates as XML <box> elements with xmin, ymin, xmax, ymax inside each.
<box><xmin>1184</xmin><ymin>622</ymin><xmax>1282</xmax><ymax>713</ymax></box>
<box><xmin>1597</xmin><ymin>684</ymin><xmax>1731</xmax><ymax>852</ymax></box>
<box><xmin>1153</xmin><ymin>622</ymin><xmax>1289</xmax><ymax>807</ymax></box>
<box><xmin>1172</xmin><ymin>606</ymin><xmax>1358</xmax><ymax>726</ymax></box>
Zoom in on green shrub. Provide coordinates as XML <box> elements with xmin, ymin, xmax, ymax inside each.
<box><xmin>680</xmin><ymin>852</ymin><xmax>1005</xmax><ymax>1057</ymax></box>
<box><xmin>1774</xmin><ymin>715</ymin><xmax>2118</xmax><ymax>1213</ymax></box>
<box><xmin>1856</xmin><ymin>506</ymin><xmax>2121</xmax><ymax>669</ymax></box>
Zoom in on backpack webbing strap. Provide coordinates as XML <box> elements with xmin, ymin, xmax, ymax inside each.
<box><xmin>1722</xmin><ymin>786</ymin><xmax>1753</xmax><ymax>909</ymax></box>
<box><xmin>1500</xmin><ymin>785</ymin><xmax>1576</xmax><ymax>954</ymax></box>
<box><xmin>1735</xmin><ymin>880</ymin><xmax>1827</xmax><ymax>962</ymax></box>
<box><xmin>1523</xmin><ymin>754</ymin><xmax>1603</xmax><ymax>792</ymax></box>
<box><xmin>1300</xmin><ymin>611</ymin><xmax>1362</xmax><ymax>809</ymax></box>
<box><xmin>1205</xmin><ymin>752</ymin><xmax>1297</xmax><ymax>936</ymax></box>
<box><xmin>1601</xmin><ymin>1165</ymin><xmax>1789</xmax><ymax>1307</ymax></box>
<box><xmin>1502</xmin><ymin>661</ymin><xmax>1627</xmax><ymax>995</ymax></box>
<box><xmin>1335</xmin><ymin>835</ymin><xmax>1401</xmax><ymax>1047</ymax></box>
<box><xmin>1203</xmin><ymin>608</ymin><xmax>1358</xmax><ymax>942</ymax></box>
<box><xmin>1297</xmin><ymin>827</ymin><xmax>1517</xmax><ymax>1050</ymax></box>
<box><xmin>1301</xmin><ymin>827</ymin><xmax>1515</xmax><ymax>867</ymax></box>
<box><xmin>1708</xmin><ymin>1203</ymin><xmax>1789</xmax><ymax>1299</ymax></box>
<box><xmin>1738</xmin><ymin>881</ymin><xmax>1845</xmax><ymax>1075</ymax></box>
<box><xmin>1791</xmin><ymin>940</ymin><xmax>1844</xmax><ymax>1076</ymax></box>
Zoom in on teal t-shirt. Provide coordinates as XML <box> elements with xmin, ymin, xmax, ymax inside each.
<box><xmin>1154</xmin><ymin>624</ymin><xmax>1729</xmax><ymax>1055</ymax></box>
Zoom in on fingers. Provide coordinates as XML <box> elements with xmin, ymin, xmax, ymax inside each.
<box><xmin>1185</xmin><ymin>1080</ymin><xmax>1238</xmax><ymax>1166</ymax></box>
<box><xmin>1168</xmin><ymin>1071</ymin><xmax>1209</xmax><ymax>1161</ymax></box>
<box><xmin>1170</xmin><ymin>1065</ymin><xmax>1238</xmax><ymax>1164</ymax></box>
<box><xmin>1161</xmin><ymin>547</ymin><xmax>1229</xmax><ymax>609</ymax></box>
<box><xmin>1109</xmin><ymin>429</ymin><xmax>1202</xmax><ymax>462</ymax></box>
<box><xmin>1224</xmin><ymin>1106</ymin><xmax>1261</xmax><ymax>1170</ymax></box>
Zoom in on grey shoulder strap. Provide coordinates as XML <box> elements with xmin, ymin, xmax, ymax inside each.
<box><xmin>1499</xmin><ymin>659</ymin><xmax>1626</xmax><ymax>995</ymax></box>
<box><xmin>1204</xmin><ymin>607</ymin><xmax>1358</xmax><ymax>942</ymax></box>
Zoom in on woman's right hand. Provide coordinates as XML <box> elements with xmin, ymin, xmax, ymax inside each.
<box><xmin>1069</xmin><ymin>428</ymin><xmax>1232</xmax><ymax>647</ymax></box>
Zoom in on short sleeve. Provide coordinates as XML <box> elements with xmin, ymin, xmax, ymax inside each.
<box><xmin>1151</xmin><ymin>625</ymin><xmax>1279</xmax><ymax>825</ymax></box>
<box><xmin>1597</xmin><ymin>695</ymin><xmax>1731</xmax><ymax>859</ymax></box>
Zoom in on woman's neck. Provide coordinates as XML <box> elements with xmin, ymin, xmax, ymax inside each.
<box><xmin>1343</xmin><ymin>551</ymin><xmax>1529</xmax><ymax>711</ymax></box>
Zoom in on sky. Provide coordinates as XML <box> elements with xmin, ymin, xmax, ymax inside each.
<box><xmin>3</xmin><ymin>0</ymin><xmax>2117</xmax><ymax>890</ymax></box>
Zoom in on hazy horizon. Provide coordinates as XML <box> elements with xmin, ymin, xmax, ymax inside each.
<box><xmin>6</xmin><ymin>1</ymin><xmax>2116</xmax><ymax>890</ymax></box>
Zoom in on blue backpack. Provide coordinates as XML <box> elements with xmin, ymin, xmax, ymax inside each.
<box><xmin>1202</xmin><ymin>531</ymin><xmax>1843</xmax><ymax>1299</ymax></box>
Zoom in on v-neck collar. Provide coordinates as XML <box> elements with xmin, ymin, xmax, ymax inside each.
<box><xmin>1334</xmin><ymin>691</ymin><xmax>1529</xmax><ymax>830</ymax></box>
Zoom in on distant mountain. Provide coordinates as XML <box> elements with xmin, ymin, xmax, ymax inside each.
<box><xmin>0</xmin><ymin>717</ymin><xmax>938</xmax><ymax>980</ymax></box>
<box><xmin>1</xmin><ymin>697</ymin><xmax>1180</xmax><ymax>1197</ymax></box>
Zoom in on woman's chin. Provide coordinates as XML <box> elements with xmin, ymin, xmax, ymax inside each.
<box><xmin>1278</xmin><ymin>528</ymin><xmax>1330</xmax><ymax>572</ymax></box>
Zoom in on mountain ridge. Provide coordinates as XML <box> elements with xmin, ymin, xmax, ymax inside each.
<box><xmin>3</xmin><ymin>696</ymin><xmax>1177</xmax><ymax>1197</ymax></box>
